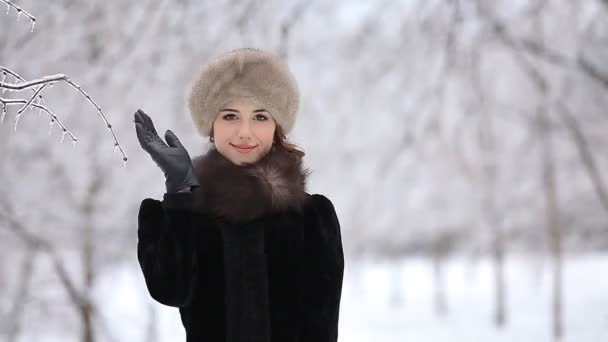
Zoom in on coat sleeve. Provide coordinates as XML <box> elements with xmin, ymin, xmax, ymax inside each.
<box><xmin>137</xmin><ymin>190</ymin><xmax>202</xmax><ymax>307</ymax></box>
<box><xmin>301</xmin><ymin>194</ymin><xmax>345</xmax><ymax>341</ymax></box>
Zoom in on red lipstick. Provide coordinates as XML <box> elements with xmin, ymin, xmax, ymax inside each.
<box><xmin>231</xmin><ymin>143</ymin><xmax>257</xmax><ymax>154</ymax></box>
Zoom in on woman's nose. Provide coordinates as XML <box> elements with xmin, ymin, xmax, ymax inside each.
<box><xmin>237</xmin><ymin>121</ymin><xmax>252</xmax><ymax>138</ymax></box>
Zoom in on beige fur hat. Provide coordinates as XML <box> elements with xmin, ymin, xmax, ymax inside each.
<box><xmin>187</xmin><ymin>48</ymin><xmax>300</xmax><ymax>138</ymax></box>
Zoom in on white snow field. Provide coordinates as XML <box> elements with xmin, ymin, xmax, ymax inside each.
<box><xmin>92</xmin><ymin>254</ymin><xmax>608</xmax><ymax>342</ymax></box>
<box><xmin>338</xmin><ymin>254</ymin><xmax>608</xmax><ymax>342</ymax></box>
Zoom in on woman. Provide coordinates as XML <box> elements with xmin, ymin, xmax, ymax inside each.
<box><xmin>134</xmin><ymin>48</ymin><xmax>344</xmax><ymax>342</ymax></box>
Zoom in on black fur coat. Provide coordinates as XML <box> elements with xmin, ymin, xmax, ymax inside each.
<box><xmin>137</xmin><ymin>147</ymin><xmax>344</xmax><ymax>342</ymax></box>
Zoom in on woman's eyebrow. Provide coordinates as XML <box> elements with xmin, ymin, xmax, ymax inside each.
<box><xmin>253</xmin><ymin>109</ymin><xmax>268</xmax><ymax>113</ymax></box>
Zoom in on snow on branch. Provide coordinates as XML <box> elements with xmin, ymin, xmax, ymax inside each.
<box><xmin>0</xmin><ymin>68</ymin><xmax>128</xmax><ymax>165</ymax></box>
<box><xmin>1</xmin><ymin>67</ymin><xmax>76</xmax><ymax>141</ymax></box>
<box><xmin>1</xmin><ymin>0</ymin><xmax>36</xmax><ymax>31</ymax></box>
<box><xmin>1</xmin><ymin>4</ymin><xmax>128</xmax><ymax>166</ymax></box>
<box><xmin>1</xmin><ymin>98</ymin><xmax>77</xmax><ymax>142</ymax></box>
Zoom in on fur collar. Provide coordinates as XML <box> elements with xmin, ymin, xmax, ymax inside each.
<box><xmin>191</xmin><ymin>146</ymin><xmax>310</xmax><ymax>223</ymax></box>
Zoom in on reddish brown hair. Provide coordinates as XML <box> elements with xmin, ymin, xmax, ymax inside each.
<box><xmin>273</xmin><ymin>125</ymin><xmax>305</xmax><ymax>157</ymax></box>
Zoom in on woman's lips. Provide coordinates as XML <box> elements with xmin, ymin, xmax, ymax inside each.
<box><xmin>231</xmin><ymin>144</ymin><xmax>257</xmax><ymax>154</ymax></box>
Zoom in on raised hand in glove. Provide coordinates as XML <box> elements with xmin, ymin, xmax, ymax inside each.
<box><xmin>134</xmin><ymin>109</ymin><xmax>200</xmax><ymax>193</ymax></box>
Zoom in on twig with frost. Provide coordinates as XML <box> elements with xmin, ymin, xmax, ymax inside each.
<box><xmin>1</xmin><ymin>67</ymin><xmax>76</xmax><ymax>142</ymax></box>
<box><xmin>1</xmin><ymin>0</ymin><xmax>36</xmax><ymax>31</ymax></box>
<box><xmin>2</xmin><ymin>66</ymin><xmax>48</xmax><ymax>107</ymax></box>
<box><xmin>0</xmin><ymin>98</ymin><xmax>77</xmax><ymax>142</ymax></box>
<box><xmin>2</xmin><ymin>4</ymin><xmax>127</xmax><ymax>166</ymax></box>
<box><xmin>0</xmin><ymin>70</ymin><xmax>128</xmax><ymax>165</ymax></box>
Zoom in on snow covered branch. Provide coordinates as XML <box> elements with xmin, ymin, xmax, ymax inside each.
<box><xmin>0</xmin><ymin>67</ymin><xmax>128</xmax><ymax>165</ymax></box>
<box><xmin>1</xmin><ymin>0</ymin><xmax>36</xmax><ymax>31</ymax></box>
<box><xmin>1</xmin><ymin>3</ymin><xmax>128</xmax><ymax>166</ymax></box>
<box><xmin>1</xmin><ymin>67</ymin><xmax>77</xmax><ymax>143</ymax></box>
<box><xmin>0</xmin><ymin>98</ymin><xmax>77</xmax><ymax>141</ymax></box>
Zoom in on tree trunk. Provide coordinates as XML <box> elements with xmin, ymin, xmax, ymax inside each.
<box><xmin>81</xmin><ymin>214</ymin><xmax>95</xmax><ymax>342</ymax></box>
<box><xmin>479</xmin><ymin>108</ymin><xmax>506</xmax><ymax>327</ymax></box>
<box><xmin>6</xmin><ymin>250</ymin><xmax>37</xmax><ymax>342</ymax></box>
<box><xmin>80</xmin><ymin>165</ymin><xmax>104</xmax><ymax>342</ymax></box>
<box><xmin>538</xmin><ymin>108</ymin><xmax>564</xmax><ymax>341</ymax></box>
<box><xmin>432</xmin><ymin>236</ymin><xmax>448</xmax><ymax>316</ymax></box>
<box><xmin>493</xmin><ymin>232</ymin><xmax>506</xmax><ymax>327</ymax></box>
<box><xmin>81</xmin><ymin>301</ymin><xmax>94</xmax><ymax>342</ymax></box>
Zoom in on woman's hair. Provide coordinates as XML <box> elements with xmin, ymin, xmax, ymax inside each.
<box><xmin>208</xmin><ymin>124</ymin><xmax>305</xmax><ymax>157</ymax></box>
<box><xmin>273</xmin><ymin>125</ymin><xmax>305</xmax><ymax>157</ymax></box>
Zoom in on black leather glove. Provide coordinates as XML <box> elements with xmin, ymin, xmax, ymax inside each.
<box><xmin>134</xmin><ymin>109</ymin><xmax>200</xmax><ymax>193</ymax></box>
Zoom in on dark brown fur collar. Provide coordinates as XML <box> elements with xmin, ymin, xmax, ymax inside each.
<box><xmin>191</xmin><ymin>146</ymin><xmax>310</xmax><ymax>223</ymax></box>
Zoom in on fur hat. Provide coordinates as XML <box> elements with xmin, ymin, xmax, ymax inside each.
<box><xmin>187</xmin><ymin>48</ymin><xmax>300</xmax><ymax>138</ymax></box>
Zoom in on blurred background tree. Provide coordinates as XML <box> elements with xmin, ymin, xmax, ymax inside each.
<box><xmin>1</xmin><ymin>0</ymin><xmax>606</xmax><ymax>341</ymax></box>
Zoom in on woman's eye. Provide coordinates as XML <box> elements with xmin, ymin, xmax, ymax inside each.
<box><xmin>222</xmin><ymin>113</ymin><xmax>237</xmax><ymax>120</ymax></box>
<box><xmin>254</xmin><ymin>114</ymin><xmax>268</xmax><ymax>121</ymax></box>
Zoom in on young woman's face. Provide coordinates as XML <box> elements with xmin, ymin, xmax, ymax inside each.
<box><xmin>212</xmin><ymin>98</ymin><xmax>276</xmax><ymax>166</ymax></box>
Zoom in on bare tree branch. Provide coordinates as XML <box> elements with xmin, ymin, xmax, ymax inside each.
<box><xmin>1</xmin><ymin>0</ymin><xmax>36</xmax><ymax>31</ymax></box>
<box><xmin>0</xmin><ymin>201</ymin><xmax>120</xmax><ymax>342</ymax></box>
<box><xmin>0</xmin><ymin>202</ymin><xmax>88</xmax><ymax>309</ymax></box>
<box><xmin>277</xmin><ymin>0</ymin><xmax>312</xmax><ymax>61</ymax></box>
<box><xmin>0</xmin><ymin>74</ymin><xmax>64</xmax><ymax>90</ymax></box>
<box><xmin>4</xmin><ymin>249</ymin><xmax>37</xmax><ymax>342</ymax></box>
<box><xmin>485</xmin><ymin>13</ymin><xmax>608</xmax><ymax>219</ymax></box>
<box><xmin>490</xmin><ymin>22</ymin><xmax>608</xmax><ymax>92</ymax></box>
<box><xmin>555</xmin><ymin>101</ymin><xmax>608</xmax><ymax>214</ymax></box>
<box><xmin>2</xmin><ymin>2</ymin><xmax>128</xmax><ymax>166</ymax></box>
<box><xmin>0</xmin><ymin>69</ymin><xmax>128</xmax><ymax>164</ymax></box>
<box><xmin>0</xmin><ymin>98</ymin><xmax>77</xmax><ymax>142</ymax></box>
<box><xmin>576</xmin><ymin>53</ymin><xmax>608</xmax><ymax>90</ymax></box>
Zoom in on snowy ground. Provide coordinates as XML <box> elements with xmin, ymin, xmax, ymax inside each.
<box><xmin>94</xmin><ymin>254</ymin><xmax>608</xmax><ymax>342</ymax></box>
<box><xmin>339</xmin><ymin>254</ymin><xmax>608</xmax><ymax>342</ymax></box>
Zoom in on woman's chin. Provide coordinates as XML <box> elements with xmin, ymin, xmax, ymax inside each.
<box><xmin>227</xmin><ymin>152</ymin><xmax>260</xmax><ymax>166</ymax></box>
<box><xmin>217</xmin><ymin>146</ymin><xmax>270</xmax><ymax>166</ymax></box>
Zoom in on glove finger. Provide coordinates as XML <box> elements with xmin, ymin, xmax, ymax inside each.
<box><xmin>135</xmin><ymin>122</ymin><xmax>151</xmax><ymax>152</ymax></box>
<box><xmin>134</xmin><ymin>110</ymin><xmax>152</xmax><ymax>137</ymax></box>
<box><xmin>165</xmin><ymin>130</ymin><xmax>185</xmax><ymax>149</ymax></box>
<box><xmin>135</xmin><ymin>123</ymin><xmax>151</xmax><ymax>152</ymax></box>
<box><xmin>134</xmin><ymin>109</ymin><xmax>147</xmax><ymax>126</ymax></box>
<box><xmin>135</xmin><ymin>111</ymin><xmax>169</xmax><ymax>150</ymax></box>
<box><xmin>139</xmin><ymin>110</ymin><xmax>160</xmax><ymax>136</ymax></box>
<box><xmin>136</xmin><ymin>123</ymin><xmax>168</xmax><ymax>170</ymax></box>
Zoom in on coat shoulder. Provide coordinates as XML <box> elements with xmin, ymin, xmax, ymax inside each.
<box><xmin>303</xmin><ymin>194</ymin><xmax>342</xmax><ymax>245</ymax></box>
<box><xmin>307</xmin><ymin>194</ymin><xmax>339</xmax><ymax>222</ymax></box>
<box><xmin>308</xmin><ymin>193</ymin><xmax>334</xmax><ymax>206</ymax></box>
